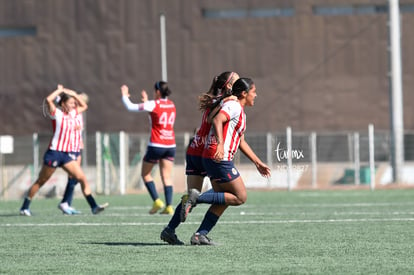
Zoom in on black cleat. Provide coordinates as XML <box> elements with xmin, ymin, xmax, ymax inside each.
<box><xmin>190</xmin><ymin>233</ymin><xmax>216</xmax><ymax>245</ymax></box>
<box><xmin>160</xmin><ymin>227</ymin><xmax>184</xmax><ymax>245</ymax></box>
<box><xmin>92</xmin><ymin>202</ymin><xmax>109</xmax><ymax>214</ymax></box>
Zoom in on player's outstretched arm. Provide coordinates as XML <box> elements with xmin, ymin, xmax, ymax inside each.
<box><xmin>120</xmin><ymin>85</ymin><xmax>154</xmax><ymax>112</ymax></box>
<box><xmin>46</xmin><ymin>84</ymin><xmax>64</xmax><ymax>115</ymax></box>
<box><xmin>239</xmin><ymin>135</ymin><xmax>271</xmax><ymax>178</ymax></box>
<box><xmin>121</xmin><ymin>85</ymin><xmax>130</xmax><ymax>97</ymax></box>
<box><xmin>121</xmin><ymin>84</ymin><xmax>140</xmax><ymax>111</ymax></box>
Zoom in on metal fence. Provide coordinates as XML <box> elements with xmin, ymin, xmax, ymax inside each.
<box><xmin>3</xmin><ymin>129</ymin><xmax>401</xmax><ymax>166</ymax></box>
<box><xmin>2</xmin><ymin>127</ymin><xmax>414</xmax><ymax>199</ymax></box>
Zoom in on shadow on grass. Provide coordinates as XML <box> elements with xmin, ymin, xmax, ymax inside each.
<box><xmin>85</xmin><ymin>241</ymin><xmax>167</xmax><ymax>247</ymax></box>
<box><xmin>0</xmin><ymin>213</ymin><xmax>23</xmax><ymax>217</ymax></box>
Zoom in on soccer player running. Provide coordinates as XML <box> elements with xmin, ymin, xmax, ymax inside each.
<box><xmin>20</xmin><ymin>85</ymin><xmax>108</xmax><ymax>216</ymax></box>
<box><xmin>121</xmin><ymin>81</ymin><xmax>176</xmax><ymax>215</ymax></box>
<box><xmin>58</xmin><ymin>93</ymin><xmax>89</xmax><ymax>215</ymax></box>
<box><xmin>160</xmin><ymin>71</ymin><xmax>239</xmax><ymax>245</ymax></box>
<box><xmin>186</xmin><ymin>77</ymin><xmax>271</xmax><ymax>245</ymax></box>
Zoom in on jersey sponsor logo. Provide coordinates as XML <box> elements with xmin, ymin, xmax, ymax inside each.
<box><xmin>159</xmin><ymin>129</ymin><xmax>174</xmax><ymax>139</ymax></box>
<box><xmin>190</xmin><ymin>134</ymin><xmax>207</xmax><ymax>148</ymax></box>
<box><xmin>159</xmin><ymin>103</ymin><xmax>175</xmax><ymax>108</ymax></box>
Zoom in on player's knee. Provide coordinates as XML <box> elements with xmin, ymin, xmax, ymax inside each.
<box><xmin>142</xmin><ymin>174</ymin><xmax>152</xmax><ymax>182</ymax></box>
<box><xmin>235</xmin><ymin>193</ymin><xmax>247</xmax><ymax>205</ymax></box>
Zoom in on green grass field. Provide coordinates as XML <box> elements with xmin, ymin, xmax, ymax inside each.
<box><xmin>1</xmin><ymin>189</ymin><xmax>414</xmax><ymax>274</ymax></box>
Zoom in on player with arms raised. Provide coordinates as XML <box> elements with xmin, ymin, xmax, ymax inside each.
<box><xmin>20</xmin><ymin>85</ymin><xmax>108</xmax><ymax>216</ymax></box>
<box><xmin>121</xmin><ymin>81</ymin><xmax>176</xmax><ymax>214</ymax></box>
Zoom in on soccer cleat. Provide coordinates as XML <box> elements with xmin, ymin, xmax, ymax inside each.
<box><xmin>149</xmin><ymin>199</ymin><xmax>165</xmax><ymax>214</ymax></box>
<box><xmin>20</xmin><ymin>209</ymin><xmax>32</xmax><ymax>216</ymax></box>
<box><xmin>68</xmin><ymin>206</ymin><xmax>81</xmax><ymax>215</ymax></box>
<box><xmin>58</xmin><ymin>202</ymin><xmax>73</xmax><ymax>215</ymax></box>
<box><xmin>160</xmin><ymin>227</ymin><xmax>184</xmax><ymax>245</ymax></box>
<box><xmin>190</xmin><ymin>233</ymin><xmax>216</xmax><ymax>246</ymax></box>
<box><xmin>160</xmin><ymin>205</ymin><xmax>174</xmax><ymax>215</ymax></box>
<box><xmin>92</xmin><ymin>202</ymin><xmax>109</xmax><ymax>215</ymax></box>
<box><xmin>180</xmin><ymin>189</ymin><xmax>200</xmax><ymax>222</ymax></box>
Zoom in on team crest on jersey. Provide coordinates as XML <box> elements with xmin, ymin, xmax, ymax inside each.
<box><xmin>232</xmin><ymin>168</ymin><xmax>238</xmax><ymax>175</ymax></box>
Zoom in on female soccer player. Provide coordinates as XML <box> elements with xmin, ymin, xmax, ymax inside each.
<box><xmin>160</xmin><ymin>71</ymin><xmax>239</xmax><ymax>244</ymax></box>
<box><xmin>58</xmin><ymin>93</ymin><xmax>89</xmax><ymax>215</ymax></box>
<box><xmin>121</xmin><ymin>81</ymin><xmax>176</xmax><ymax>215</ymax></box>
<box><xmin>20</xmin><ymin>86</ymin><xmax>108</xmax><ymax>216</ymax></box>
<box><xmin>190</xmin><ymin>77</ymin><xmax>271</xmax><ymax>245</ymax></box>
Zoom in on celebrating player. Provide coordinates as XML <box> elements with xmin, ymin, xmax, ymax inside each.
<box><xmin>121</xmin><ymin>81</ymin><xmax>176</xmax><ymax>215</ymax></box>
<box><xmin>20</xmin><ymin>86</ymin><xmax>108</xmax><ymax>216</ymax></box>
<box><xmin>188</xmin><ymin>78</ymin><xmax>271</xmax><ymax>245</ymax></box>
<box><xmin>57</xmin><ymin>92</ymin><xmax>89</xmax><ymax>215</ymax></box>
<box><xmin>160</xmin><ymin>71</ymin><xmax>239</xmax><ymax>245</ymax></box>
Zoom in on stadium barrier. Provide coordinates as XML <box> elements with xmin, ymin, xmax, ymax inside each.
<box><xmin>2</xmin><ymin>126</ymin><xmax>414</xmax><ymax>200</ymax></box>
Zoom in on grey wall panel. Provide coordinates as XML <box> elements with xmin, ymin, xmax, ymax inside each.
<box><xmin>0</xmin><ymin>0</ymin><xmax>413</xmax><ymax>135</ymax></box>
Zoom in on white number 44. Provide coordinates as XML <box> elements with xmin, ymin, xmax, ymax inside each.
<box><xmin>159</xmin><ymin>112</ymin><xmax>175</xmax><ymax>127</ymax></box>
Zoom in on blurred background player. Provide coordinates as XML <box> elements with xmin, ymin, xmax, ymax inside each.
<box><xmin>20</xmin><ymin>85</ymin><xmax>108</xmax><ymax>216</ymax></box>
<box><xmin>160</xmin><ymin>71</ymin><xmax>239</xmax><ymax>245</ymax></box>
<box><xmin>186</xmin><ymin>78</ymin><xmax>271</xmax><ymax>245</ymax></box>
<box><xmin>121</xmin><ymin>81</ymin><xmax>176</xmax><ymax>215</ymax></box>
<box><xmin>58</xmin><ymin>92</ymin><xmax>89</xmax><ymax>215</ymax></box>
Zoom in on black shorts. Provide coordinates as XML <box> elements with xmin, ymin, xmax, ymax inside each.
<box><xmin>143</xmin><ymin>146</ymin><xmax>176</xmax><ymax>163</ymax></box>
<box><xmin>202</xmin><ymin>158</ymin><xmax>240</xmax><ymax>183</ymax></box>
<box><xmin>185</xmin><ymin>154</ymin><xmax>207</xmax><ymax>177</ymax></box>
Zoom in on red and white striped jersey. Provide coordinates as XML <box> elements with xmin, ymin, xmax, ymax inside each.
<box><xmin>48</xmin><ymin>108</ymin><xmax>83</xmax><ymax>152</ymax></box>
<box><xmin>123</xmin><ymin>96</ymin><xmax>176</xmax><ymax>147</ymax></box>
<box><xmin>202</xmin><ymin>100</ymin><xmax>246</xmax><ymax>161</ymax></box>
<box><xmin>187</xmin><ymin>109</ymin><xmax>211</xmax><ymax>157</ymax></box>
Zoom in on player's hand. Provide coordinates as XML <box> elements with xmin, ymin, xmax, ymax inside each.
<box><xmin>213</xmin><ymin>144</ymin><xmax>224</xmax><ymax>162</ymax></box>
<box><xmin>223</xmin><ymin>95</ymin><xmax>238</xmax><ymax>103</ymax></box>
<box><xmin>256</xmin><ymin>161</ymin><xmax>271</xmax><ymax>178</ymax></box>
<box><xmin>121</xmin><ymin>85</ymin><xmax>130</xmax><ymax>97</ymax></box>
<box><xmin>141</xmin><ymin>90</ymin><xmax>148</xmax><ymax>102</ymax></box>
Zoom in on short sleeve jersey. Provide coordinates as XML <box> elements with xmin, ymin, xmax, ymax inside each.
<box><xmin>48</xmin><ymin>108</ymin><xmax>83</xmax><ymax>152</ymax></box>
<box><xmin>147</xmin><ymin>99</ymin><xmax>176</xmax><ymax>147</ymax></box>
<box><xmin>202</xmin><ymin>101</ymin><xmax>246</xmax><ymax>161</ymax></box>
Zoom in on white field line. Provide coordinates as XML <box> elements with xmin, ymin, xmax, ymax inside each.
<box><xmin>1</xmin><ymin>201</ymin><xmax>413</xmax><ymax>215</ymax></box>
<box><xmin>2</xmin><ymin>217</ymin><xmax>414</xmax><ymax>227</ymax></box>
<box><xmin>244</xmin><ymin>202</ymin><xmax>414</xmax><ymax>208</ymax></box>
<box><xmin>106</xmin><ymin>202</ymin><xmax>414</xmax><ymax>209</ymax></box>
<box><xmin>98</xmin><ymin>210</ymin><xmax>414</xmax><ymax>217</ymax></box>
<box><xmin>4</xmin><ymin>210</ymin><xmax>414</xmax><ymax>218</ymax></box>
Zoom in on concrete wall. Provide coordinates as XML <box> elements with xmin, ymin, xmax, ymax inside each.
<box><xmin>1</xmin><ymin>0</ymin><xmax>414</xmax><ymax>136</ymax></box>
